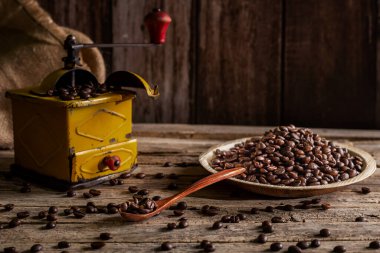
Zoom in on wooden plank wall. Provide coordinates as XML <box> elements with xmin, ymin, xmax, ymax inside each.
<box><xmin>38</xmin><ymin>0</ymin><xmax>378</xmax><ymax>129</ymax></box>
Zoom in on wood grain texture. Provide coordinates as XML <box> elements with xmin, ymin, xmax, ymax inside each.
<box><xmin>112</xmin><ymin>0</ymin><xmax>192</xmax><ymax>124</ymax></box>
<box><xmin>283</xmin><ymin>0</ymin><xmax>377</xmax><ymax>129</ymax></box>
<box><xmin>195</xmin><ymin>0</ymin><xmax>282</xmax><ymax>125</ymax></box>
<box><xmin>1</xmin><ymin>124</ymin><xmax>380</xmax><ymax>252</ymax></box>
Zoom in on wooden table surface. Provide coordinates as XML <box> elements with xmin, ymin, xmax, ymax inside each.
<box><xmin>1</xmin><ymin>124</ymin><xmax>380</xmax><ymax>252</ymax></box>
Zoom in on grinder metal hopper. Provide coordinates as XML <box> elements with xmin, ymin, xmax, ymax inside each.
<box><xmin>6</xmin><ymin>9</ymin><xmax>171</xmax><ymax>190</ymax></box>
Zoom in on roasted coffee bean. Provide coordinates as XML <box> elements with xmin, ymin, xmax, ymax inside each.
<box><xmin>230</xmin><ymin>215</ymin><xmax>240</xmax><ymax>223</ymax></box>
<box><xmin>262</xmin><ymin>220</ymin><xmax>272</xmax><ymax>227</ymax></box>
<box><xmin>135</xmin><ymin>173</ymin><xmax>146</xmax><ymax>179</ymax></box>
<box><xmin>296</xmin><ymin>241</ymin><xmax>309</xmax><ymax>249</ymax></box>
<box><xmin>3</xmin><ymin>247</ymin><xmax>17</xmax><ymax>253</ymax></box>
<box><xmin>204</xmin><ymin>243</ymin><xmax>216</xmax><ymax>252</ymax></box>
<box><xmin>265</xmin><ymin>206</ymin><xmax>274</xmax><ymax>212</ymax></box>
<box><xmin>63</xmin><ymin>209</ymin><xmax>73</xmax><ymax>216</ymax></box>
<box><xmin>250</xmin><ymin>207</ymin><xmax>259</xmax><ymax>214</ymax></box>
<box><xmin>4</xmin><ymin>203</ymin><xmax>14</xmax><ymax>211</ymax></box>
<box><xmin>89</xmin><ymin>189</ymin><xmax>101</xmax><ymax>196</ymax></box>
<box><xmin>369</xmin><ymin>240</ymin><xmax>380</xmax><ymax>249</ymax></box>
<box><xmin>173</xmin><ymin>210</ymin><xmax>184</xmax><ymax>216</ymax></box>
<box><xmin>311</xmin><ymin>198</ymin><xmax>321</xmax><ymax>204</ymax></box>
<box><xmin>321</xmin><ymin>203</ymin><xmax>331</xmax><ymax>210</ymax></box>
<box><xmin>119</xmin><ymin>172</ymin><xmax>131</xmax><ymax>179</ymax></box>
<box><xmin>49</xmin><ymin>206</ymin><xmax>58</xmax><ymax>214</ymax></box>
<box><xmin>109</xmin><ymin>179</ymin><xmax>118</xmax><ymax>186</ymax></box>
<box><xmin>287</xmin><ymin>245</ymin><xmax>302</xmax><ymax>253</ymax></box>
<box><xmin>86</xmin><ymin>206</ymin><xmax>97</xmax><ymax>214</ymax></box>
<box><xmin>154</xmin><ymin>172</ymin><xmax>165</xmax><ymax>179</ymax></box>
<box><xmin>221</xmin><ymin>215</ymin><xmax>232</xmax><ymax>223</ymax></box>
<box><xmin>362</xmin><ymin>187</ymin><xmax>371</xmax><ymax>194</ymax></box>
<box><xmin>16</xmin><ymin>211</ymin><xmax>30</xmax><ymax>219</ymax></box>
<box><xmin>58</xmin><ymin>241</ymin><xmax>71</xmax><ymax>249</ymax></box>
<box><xmin>310</xmin><ymin>239</ymin><xmax>321</xmax><ymax>248</ymax></box>
<box><xmin>320</xmin><ymin>228</ymin><xmax>331</xmax><ymax>237</ymax></box>
<box><xmin>270</xmin><ymin>242</ymin><xmax>283</xmax><ymax>251</ymax></box>
<box><xmin>178</xmin><ymin>220</ymin><xmax>189</xmax><ymax>228</ymax></box>
<box><xmin>117</xmin><ymin>179</ymin><xmax>124</xmax><ymax>185</ymax></box>
<box><xmin>128</xmin><ymin>186</ymin><xmax>139</xmax><ymax>193</ymax></box>
<box><xmin>137</xmin><ymin>189</ymin><xmax>149</xmax><ymax>196</ymax></box>
<box><xmin>237</xmin><ymin>213</ymin><xmax>247</xmax><ymax>220</ymax></box>
<box><xmin>284</xmin><ymin>204</ymin><xmax>294</xmax><ymax>211</ymax></box>
<box><xmin>83</xmin><ymin>192</ymin><xmax>93</xmax><ymax>199</ymax></box>
<box><xmin>333</xmin><ymin>245</ymin><xmax>346</xmax><ymax>253</ymax></box>
<box><xmin>167</xmin><ymin>223</ymin><xmax>177</xmax><ymax>230</ymax></box>
<box><xmin>271</xmin><ymin>216</ymin><xmax>286</xmax><ymax>223</ymax></box>
<box><xmin>263</xmin><ymin>225</ymin><xmax>274</xmax><ymax>233</ymax></box>
<box><xmin>152</xmin><ymin>195</ymin><xmax>162</xmax><ymax>201</ymax></box>
<box><xmin>87</xmin><ymin>201</ymin><xmax>96</xmax><ymax>207</ymax></box>
<box><xmin>30</xmin><ymin>244</ymin><xmax>43</xmax><ymax>252</ymax></box>
<box><xmin>163</xmin><ymin>162</ymin><xmax>173</xmax><ymax>167</ymax></box>
<box><xmin>47</xmin><ymin>214</ymin><xmax>57</xmax><ymax>221</ymax></box>
<box><xmin>108</xmin><ymin>207</ymin><xmax>118</xmax><ymax>214</ymax></box>
<box><xmin>256</xmin><ymin>234</ymin><xmax>268</xmax><ymax>243</ymax></box>
<box><xmin>355</xmin><ymin>216</ymin><xmax>367</xmax><ymax>222</ymax></box>
<box><xmin>38</xmin><ymin>211</ymin><xmax>47</xmax><ymax>219</ymax></box>
<box><xmin>168</xmin><ymin>173</ymin><xmax>178</xmax><ymax>179</ymax></box>
<box><xmin>176</xmin><ymin>201</ymin><xmax>187</xmax><ymax>210</ymax></box>
<box><xmin>8</xmin><ymin>218</ymin><xmax>21</xmax><ymax>228</ymax></box>
<box><xmin>201</xmin><ymin>240</ymin><xmax>212</xmax><ymax>248</ymax></box>
<box><xmin>90</xmin><ymin>242</ymin><xmax>105</xmax><ymax>249</ymax></box>
<box><xmin>161</xmin><ymin>242</ymin><xmax>174</xmax><ymax>251</ymax></box>
<box><xmin>168</xmin><ymin>182</ymin><xmax>178</xmax><ymax>190</ymax></box>
<box><xmin>46</xmin><ymin>221</ymin><xmax>56</xmax><ymax>229</ymax></box>
<box><xmin>99</xmin><ymin>232</ymin><xmax>112</xmax><ymax>240</ymax></box>
<box><xmin>73</xmin><ymin>210</ymin><xmax>86</xmax><ymax>219</ymax></box>
<box><xmin>212</xmin><ymin>221</ymin><xmax>223</xmax><ymax>229</ymax></box>
<box><xmin>66</xmin><ymin>189</ymin><xmax>76</xmax><ymax>197</ymax></box>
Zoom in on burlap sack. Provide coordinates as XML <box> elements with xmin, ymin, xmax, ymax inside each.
<box><xmin>0</xmin><ymin>0</ymin><xmax>106</xmax><ymax>149</ymax></box>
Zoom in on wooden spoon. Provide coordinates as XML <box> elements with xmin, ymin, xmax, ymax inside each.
<box><xmin>120</xmin><ymin>167</ymin><xmax>246</xmax><ymax>222</ymax></box>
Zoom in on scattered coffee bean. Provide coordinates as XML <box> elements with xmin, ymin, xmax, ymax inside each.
<box><xmin>83</xmin><ymin>192</ymin><xmax>93</xmax><ymax>199</ymax></box>
<box><xmin>99</xmin><ymin>232</ymin><xmax>112</xmax><ymax>240</ymax></box>
<box><xmin>30</xmin><ymin>244</ymin><xmax>43</xmax><ymax>252</ymax></box>
<box><xmin>270</xmin><ymin>242</ymin><xmax>283</xmax><ymax>251</ymax></box>
<box><xmin>46</xmin><ymin>221</ymin><xmax>56</xmax><ymax>229</ymax></box>
<box><xmin>86</xmin><ymin>206</ymin><xmax>97</xmax><ymax>214</ymax></box>
<box><xmin>230</xmin><ymin>215</ymin><xmax>240</xmax><ymax>223</ymax></box>
<box><xmin>310</xmin><ymin>239</ymin><xmax>321</xmax><ymax>248</ymax></box>
<box><xmin>321</xmin><ymin>203</ymin><xmax>331</xmax><ymax>210</ymax></box>
<box><xmin>178</xmin><ymin>220</ymin><xmax>189</xmax><ymax>228</ymax></box>
<box><xmin>176</xmin><ymin>201</ymin><xmax>187</xmax><ymax>210</ymax></box>
<box><xmin>179</xmin><ymin>217</ymin><xmax>188</xmax><ymax>222</ymax></box>
<box><xmin>108</xmin><ymin>206</ymin><xmax>118</xmax><ymax>214</ymax></box>
<box><xmin>119</xmin><ymin>172</ymin><xmax>131</xmax><ymax>179</ymax></box>
<box><xmin>311</xmin><ymin>198</ymin><xmax>321</xmax><ymax>204</ymax></box>
<box><xmin>89</xmin><ymin>189</ymin><xmax>101</xmax><ymax>197</ymax></box>
<box><xmin>362</xmin><ymin>187</ymin><xmax>371</xmax><ymax>194</ymax></box>
<box><xmin>8</xmin><ymin>218</ymin><xmax>21</xmax><ymax>228</ymax></box>
<box><xmin>154</xmin><ymin>172</ymin><xmax>165</xmax><ymax>179</ymax></box>
<box><xmin>173</xmin><ymin>210</ymin><xmax>184</xmax><ymax>216</ymax></box>
<box><xmin>288</xmin><ymin>245</ymin><xmax>302</xmax><ymax>253</ymax></box>
<box><xmin>263</xmin><ymin>225</ymin><xmax>274</xmax><ymax>233</ymax></box>
<box><xmin>152</xmin><ymin>196</ymin><xmax>162</xmax><ymax>201</ymax></box>
<box><xmin>200</xmin><ymin>240</ymin><xmax>212</xmax><ymax>248</ymax></box>
<box><xmin>163</xmin><ymin>162</ymin><xmax>173</xmax><ymax>167</ymax></box>
<box><xmin>73</xmin><ymin>210</ymin><xmax>86</xmax><ymax>219</ymax></box>
<box><xmin>296</xmin><ymin>241</ymin><xmax>309</xmax><ymax>249</ymax></box>
<box><xmin>117</xmin><ymin>179</ymin><xmax>124</xmax><ymax>185</ymax></box>
<box><xmin>204</xmin><ymin>243</ymin><xmax>216</xmax><ymax>252</ymax></box>
<box><xmin>46</xmin><ymin>214</ymin><xmax>57</xmax><ymax>221</ymax></box>
<box><xmin>168</xmin><ymin>173</ymin><xmax>178</xmax><ymax>179</ymax></box>
<box><xmin>221</xmin><ymin>215</ymin><xmax>231</xmax><ymax>223</ymax></box>
<box><xmin>161</xmin><ymin>242</ymin><xmax>174</xmax><ymax>251</ymax></box>
<box><xmin>4</xmin><ymin>204</ymin><xmax>14</xmax><ymax>211</ymax></box>
<box><xmin>355</xmin><ymin>216</ymin><xmax>367</xmax><ymax>222</ymax></box>
<box><xmin>49</xmin><ymin>206</ymin><xmax>58</xmax><ymax>214</ymax></box>
<box><xmin>262</xmin><ymin>220</ymin><xmax>272</xmax><ymax>227</ymax></box>
<box><xmin>250</xmin><ymin>207</ymin><xmax>259</xmax><ymax>214</ymax></box>
<box><xmin>168</xmin><ymin>182</ymin><xmax>178</xmax><ymax>190</ymax></box>
<box><xmin>87</xmin><ymin>202</ymin><xmax>96</xmax><ymax>207</ymax></box>
<box><xmin>90</xmin><ymin>242</ymin><xmax>105</xmax><ymax>249</ymax></box>
<box><xmin>369</xmin><ymin>240</ymin><xmax>380</xmax><ymax>249</ymax></box>
<box><xmin>137</xmin><ymin>189</ymin><xmax>149</xmax><ymax>196</ymax></box>
<box><xmin>284</xmin><ymin>204</ymin><xmax>294</xmax><ymax>211</ymax></box>
<box><xmin>135</xmin><ymin>173</ymin><xmax>146</xmax><ymax>179</ymax></box>
<box><xmin>201</xmin><ymin>205</ymin><xmax>219</xmax><ymax>216</ymax></box>
<box><xmin>16</xmin><ymin>211</ymin><xmax>30</xmax><ymax>219</ymax></box>
<box><xmin>38</xmin><ymin>211</ymin><xmax>47</xmax><ymax>219</ymax></box>
<box><xmin>237</xmin><ymin>213</ymin><xmax>247</xmax><ymax>220</ymax></box>
<box><xmin>333</xmin><ymin>245</ymin><xmax>346</xmax><ymax>253</ymax></box>
<box><xmin>58</xmin><ymin>241</ymin><xmax>71</xmax><ymax>249</ymax></box>
<box><xmin>109</xmin><ymin>179</ymin><xmax>118</xmax><ymax>186</ymax></box>
<box><xmin>3</xmin><ymin>247</ymin><xmax>17</xmax><ymax>253</ymax></box>
<box><xmin>128</xmin><ymin>186</ymin><xmax>139</xmax><ymax>193</ymax></box>
<box><xmin>320</xmin><ymin>228</ymin><xmax>331</xmax><ymax>237</ymax></box>
<box><xmin>167</xmin><ymin>223</ymin><xmax>177</xmax><ymax>230</ymax></box>
<box><xmin>271</xmin><ymin>216</ymin><xmax>286</xmax><ymax>223</ymax></box>
<box><xmin>63</xmin><ymin>209</ymin><xmax>73</xmax><ymax>216</ymax></box>
<box><xmin>212</xmin><ymin>221</ymin><xmax>223</xmax><ymax>229</ymax></box>
<box><xmin>256</xmin><ymin>234</ymin><xmax>268</xmax><ymax>243</ymax></box>
<box><xmin>265</xmin><ymin>206</ymin><xmax>274</xmax><ymax>212</ymax></box>
<box><xmin>66</xmin><ymin>189</ymin><xmax>76</xmax><ymax>197</ymax></box>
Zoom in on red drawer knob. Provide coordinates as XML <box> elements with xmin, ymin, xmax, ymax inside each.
<box><xmin>103</xmin><ymin>156</ymin><xmax>121</xmax><ymax>171</ymax></box>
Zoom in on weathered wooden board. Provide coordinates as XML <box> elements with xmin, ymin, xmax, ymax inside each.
<box><xmin>283</xmin><ymin>0</ymin><xmax>377</xmax><ymax>129</ymax></box>
<box><xmin>195</xmin><ymin>0</ymin><xmax>282</xmax><ymax>125</ymax></box>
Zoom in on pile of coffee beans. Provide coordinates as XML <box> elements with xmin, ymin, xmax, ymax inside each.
<box><xmin>119</xmin><ymin>196</ymin><xmax>157</xmax><ymax>214</ymax></box>
<box><xmin>211</xmin><ymin>125</ymin><xmax>364</xmax><ymax>186</ymax></box>
<box><xmin>46</xmin><ymin>82</ymin><xmax>108</xmax><ymax>101</ymax></box>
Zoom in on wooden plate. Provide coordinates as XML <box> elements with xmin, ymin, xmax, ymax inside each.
<box><xmin>199</xmin><ymin>138</ymin><xmax>377</xmax><ymax>198</ymax></box>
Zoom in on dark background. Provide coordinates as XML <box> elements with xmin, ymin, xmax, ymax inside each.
<box><xmin>38</xmin><ymin>0</ymin><xmax>379</xmax><ymax>129</ymax></box>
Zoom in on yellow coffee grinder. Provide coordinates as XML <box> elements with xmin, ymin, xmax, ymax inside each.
<box><xmin>6</xmin><ymin>9</ymin><xmax>171</xmax><ymax>190</ymax></box>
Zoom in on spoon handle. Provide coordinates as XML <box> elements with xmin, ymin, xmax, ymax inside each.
<box><xmin>158</xmin><ymin>167</ymin><xmax>246</xmax><ymax>207</ymax></box>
